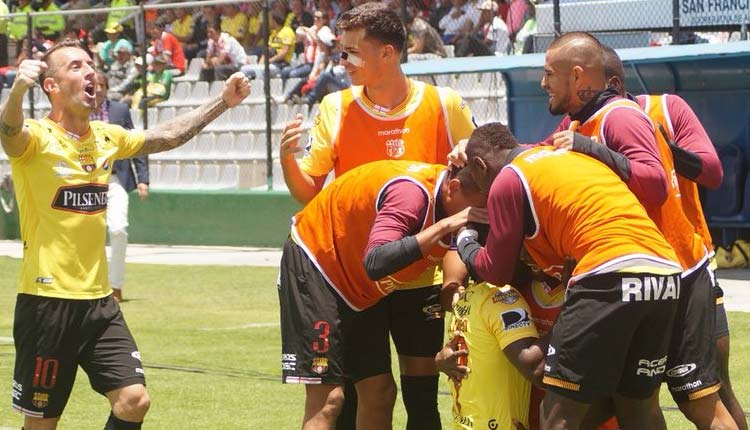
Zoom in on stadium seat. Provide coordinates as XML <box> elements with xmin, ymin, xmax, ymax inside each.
<box><xmin>285</xmin><ymin>77</ymin><xmax>303</xmax><ymax>92</ymax></box>
<box><xmin>271</xmin><ymin>158</ymin><xmax>288</xmax><ymax>191</ymax></box>
<box><xmin>220</xmin><ymin>163</ymin><xmax>241</xmax><ymax>188</ymax></box>
<box><xmin>174</xmin><ymin>58</ymin><xmax>203</xmax><ymax>82</ymax></box>
<box><xmin>193</xmin><ymin>133</ymin><xmax>215</xmax><ymax>159</ymax></box>
<box><xmin>270</xmin><ymin>78</ymin><xmax>284</xmax><ymax>97</ymax></box>
<box><xmin>146</xmin><ymin>108</ymin><xmax>158</xmax><ymax>128</ymax></box>
<box><xmin>433</xmin><ymin>73</ymin><xmax>452</xmax><ymax>88</ymax></box>
<box><xmin>213</xmin><ymin>133</ymin><xmax>235</xmax><ymax>158</ymax></box>
<box><xmin>233</xmin><ymin>132</ymin><xmax>256</xmax><ymax>159</ymax></box>
<box><xmin>187</xmin><ymin>81</ymin><xmax>210</xmax><ymax>105</ymax></box>
<box><xmin>208</xmin><ymin>81</ymin><xmax>224</xmax><ymax>98</ymax></box>
<box><xmin>200</xmin><ymin>163</ymin><xmax>221</xmax><ymax>188</ymax></box>
<box><xmin>130</xmin><ymin>109</ymin><xmax>143</xmax><ymax>129</ymax></box>
<box><xmin>163</xmin><ymin>82</ymin><xmax>191</xmax><ymax>106</ymax></box>
<box><xmin>158</xmin><ymin>107</ymin><xmax>176</xmax><ymax>123</ymax></box>
<box><xmin>154</xmin><ymin>162</ymin><xmax>180</xmax><ymax>189</ymax></box>
<box><xmin>248</xmin><ymin>80</ymin><xmax>266</xmax><ymax>104</ymax></box>
<box><xmin>229</xmin><ymin>105</ymin><xmax>253</xmax><ymax>131</ymax></box>
<box><xmin>704</xmin><ymin>144</ymin><xmax>744</xmax><ymax>219</ymax></box>
<box><xmin>180</xmin><ymin>162</ymin><xmax>200</xmax><ymax>188</ymax></box>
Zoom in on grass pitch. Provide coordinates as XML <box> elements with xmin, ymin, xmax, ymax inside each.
<box><xmin>0</xmin><ymin>257</ymin><xmax>747</xmax><ymax>429</ymax></box>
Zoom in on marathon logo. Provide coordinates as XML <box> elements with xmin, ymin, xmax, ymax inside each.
<box><xmin>672</xmin><ymin>379</ymin><xmax>703</xmax><ymax>392</ymax></box>
<box><xmin>621</xmin><ymin>275</ymin><xmax>680</xmax><ymax>302</ymax></box>
<box><xmin>51</xmin><ymin>184</ymin><xmax>108</xmax><ymax>214</ymax></box>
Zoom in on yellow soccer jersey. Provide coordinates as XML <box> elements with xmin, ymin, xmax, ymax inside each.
<box><xmin>448</xmin><ymin>283</ymin><xmax>538</xmax><ymax>430</ymax></box>
<box><xmin>299</xmin><ymin>79</ymin><xmax>474</xmax><ymax>177</ymax></box>
<box><xmin>221</xmin><ymin>12</ymin><xmax>247</xmax><ymax>41</ymax></box>
<box><xmin>10</xmin><ymin>118</ymin><xmax>145</xmax><ymax>299</ymax></box>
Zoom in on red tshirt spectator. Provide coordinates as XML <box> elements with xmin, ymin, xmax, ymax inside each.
<box><xmin>148</xmin><ymin>22</ymin><xmax>186</xmax><ymax>75</ymax></box>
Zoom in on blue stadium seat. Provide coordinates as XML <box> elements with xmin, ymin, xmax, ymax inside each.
<box><xmin>704</xmin><ymin>144</ymin><xmax>745</xmax><ymax>220</ymax></box>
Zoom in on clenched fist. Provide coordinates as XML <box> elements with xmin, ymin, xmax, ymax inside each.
<box><xmin>14</xmin><ymin>60</ymin><xmax>48</xmax><ymax>92</ymax></box>
<box><xmin>221</xmin><ymin>72</ymin><xmax>251</xmax><ymax>107</ymax></box>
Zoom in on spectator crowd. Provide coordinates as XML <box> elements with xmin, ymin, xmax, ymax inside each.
<box><xmin>0</xmin><ymin>0</ymin><xmax>539</xmax><ymax>106</ymax></box>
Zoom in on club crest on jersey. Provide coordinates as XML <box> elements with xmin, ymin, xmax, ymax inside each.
<box><xmin>31</xmin><ymin>392</ymin><xmax>49</xmax><ymax>409</ymax></box>
<box><xmin>79</xmin><ymin>154</ymin><xmax>96</xmax><ymax>172</ymax></box>
<box><xmin>311</xmin><ymin>357</ymin><xmax>328</xmax><ymax>374</ymax></box>
<box><xmin>385</xmin><ymin>138</ymin><xmax>405</xmax><ymax>158</ymax></box>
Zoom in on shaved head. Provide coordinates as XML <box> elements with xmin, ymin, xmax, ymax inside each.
<box><xmin>541</xmin><ymin>32</ymin><xmax>607</xmax><ymax>115</ymax></box>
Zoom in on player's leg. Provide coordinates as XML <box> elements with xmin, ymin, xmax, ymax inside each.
<box><xmin>12</xmin><ymin>295</ymin><xmax>82</xmax><ymax>430</ymax></box>
<box><xmin>543</xmin><ymin>272</ymin><xmax>677</xmax><ymax>430</ymax></box>
<box><xmin>389</xmin><ymin>285</ymin><xmax>443</xmax><ymax>430</ymax></box>
<box><xmin>107</xmin><ymin>176</ymin><xmax>129</xmax><ymax>302</ymax></box>
<box><xmin>665</xmin><ymin>266</ymin><xmax>737</xmax><ymax>429</ymax></box>
<box><xmin>713</xmin><ymin>278</ymin><xmax>748</xmax><ymax>430</ymax></box>
<box><xmin>304</xmin><ymin>384</ymin><xmax>345</xmax><ymax>429</ymax></box>
<box><xmin>334</xmin><ymin>380</ymin><xmax>357</xmax><ymax>430</ymax></box>
<box><xmin>346</xmin><ymin>300</ymin><xmax>397</xmax><ymax>430</ymax></box>
<box><xmin>278</xmin><ymin>239</ymin><xmax>349</xmax><ymax>428</ymax></box>
<box><xmin>78</xmin><ymin>295</ymin><xmax>149</xmax><ymax>428</ymax></box>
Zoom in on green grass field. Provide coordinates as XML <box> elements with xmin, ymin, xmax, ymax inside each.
<box><xmin>0</xmin><ymin>256</ymin><xmax>747</xmax><ymax>429</ymax></box>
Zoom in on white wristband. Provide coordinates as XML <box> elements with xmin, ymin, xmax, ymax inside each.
<box><xmin>457</xmin><ymin>228</ymin><xmax>479</xmax><ymax>246</ymax></box>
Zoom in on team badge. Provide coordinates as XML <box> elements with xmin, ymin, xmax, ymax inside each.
<box><xmin>385</xmin><ymin>139</ymin><xmax>405</xmax><ymax>158</ymax></box>
<box><xmin>79</xmin><ymin>154</ymin><xmax>96</xmax><ymax>172</ymax></box>
<box><xmin>31</xmin><ymin>392</ymin><xmax>49</xmax><ymax>409</ymax></box>
<box><xmin>311</xmin><ymin>357</ymin><xmax>329</xmax><ymax>374</ymax></box>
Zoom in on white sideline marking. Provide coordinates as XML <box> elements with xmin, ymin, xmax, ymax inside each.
<box><xmin>198</xmin><ymin>322</ymin><xmax>279</xmax><ymax>331</ymax></box>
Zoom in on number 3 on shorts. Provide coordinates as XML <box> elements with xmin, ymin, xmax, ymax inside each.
<box><xmin>312</xmin><ymin>320</ymin><xmax>330</xmax><ymax>353</ymax></box>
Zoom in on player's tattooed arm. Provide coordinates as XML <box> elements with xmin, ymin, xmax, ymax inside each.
<box><xmin>136</xmin><ymin>96</ymin><xmax>228</xmax><ymax>156</ymax></box>
<box><xmin>136</xmin><ymin>72</ymin><xmax>250</xmax><ymax>157</ymax></box>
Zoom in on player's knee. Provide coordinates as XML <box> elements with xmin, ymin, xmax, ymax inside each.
<box><xmin>357</xmin><ymin>375</ymin><xmax>397</xmax><ymax>410</ymax></box>
<box><xmin>116</xmin><ymin>386</ymin><xmax>150</xmax><ymax>418</ymax></box>
<box><xmin>22</xmin><ymin>416</ymin><xmax>60</xmax><ymax>430</ymax></box>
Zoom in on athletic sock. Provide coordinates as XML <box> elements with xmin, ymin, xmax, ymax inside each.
<box><xmin>104</xmin><ymin>411</ymin><xmax>143</xmax><ymax>430</ymax></box>
<box><xmin>401</xmin><ymin>374</ymin><xmax>441</xmax><ymax>430</ymax></box>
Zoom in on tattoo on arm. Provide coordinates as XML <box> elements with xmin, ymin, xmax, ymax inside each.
<box><xmin>0</xmin><ymin>121</ymin><xmax>22</xmax><ymax>137</ymax></box>
<box><xmin>137</xmin><ymin>96</ymin><xmax>229</xmax><ymax>156</ymax></box>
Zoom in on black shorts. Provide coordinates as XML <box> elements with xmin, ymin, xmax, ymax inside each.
<box><xmin>278</xmin><ymin>238</ymin><xmax>444</xmax><ymax>385</ymax></box>
<box><xmin>12</xmin><ymin>293</ymin><xmax>145</xmax><ymax>419</ymax></box>
<box><xmin>543</xmin><ymin>272</ymin><xmax>679</xmax><ymax>403</ymax></box>
<box><xmin>279</xmin><ymin>238</ymin><xmax>352</xmax><ymax>385</ymax></box>
<box><xmin>666</xmin><ymin>265</ymin><xmax>721</xmax><ymax>402</ymax></box>
<box><xmin>710</xmin><ymin>266</ymin><xmax>730</xmax><ymax>339</ymax></box>
<box><xmin>346</xmin><ymin>284</ymin><xmax>444</xmax><ymax>382</ymax></box>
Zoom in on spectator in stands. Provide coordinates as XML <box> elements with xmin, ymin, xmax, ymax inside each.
<box><xmin>289</xmin><ymin>0</ymin><xmax>314</xmax><ymax>53</ymax></box>
<box><xmin>171</xmin><ymin>8</ymin><xmax>195</xmax><ymax>51</ymax></box>
<box><xmin>8</xmin><ymin>0</ymin><xmax>33</xmax><ymax>56</ymax></box>
<box><xmin>90</xmin><ymin>72</ymin><xmax>149</xmax><ymax>303</ymax></box>
<box><xmin>281</xmin><ymin>9</ymin><xmax>330</xmax><ymax>81</ymax></box>
<box><xmin>317</xmin><ymin>0</ymin><xmax>341</xmax><ymax>28</ymax></box>
<box><xmin>244</xmin><ymin>2</ymin><xmax>264</xmax><ymax>56</ymax></box>
<box><xmin>200</xmin><ymin>21</ymin><xmax>247</xmax><ymax>82</ymax></box>
<box><xmin>107</xmin><ymin>44</ymin><xmax>139</xmax><ymax>101</ymax></box>
<box><xmin>220</xmin><ymin>4</ymin><xmax>247</xmax><ymax>43</ymax></box>
<box><xmin>106</xmin><ymin>0</ymin><xmax>136</xmax><ymax>35</ymax></box>
<box><xmin>429</xmin><ymin>0</ymin><xmax>453</xmax><ymax>36</ymax></box>
<box><xmin>148</xmin><ymin>21</ymin><xmax>186</xmax><ymax>76</ymax></box>
<box><xmin>505</xmin><ymin>0</ymin><xmax>530</xmax><ymax>43</ymax></box>
<box><xmin>99</xmin><ymin>23</ymin><xmax>134</xmax><ymax>69</ymax></box>
<box><xmin>130</xmin><ymin>54</ymin><xmax>172</xmax><ymax>109</ymax></box>
<box><xmin>0</xmin><ymin>1</ymin><xmax>9</xmax><ymax>67</ymax></box>
<box><xmin>512</xmin><ymin>0</ymin><xmax>536</xmax><ymax>54</ymax></box>
<box><xmin>438</xmin><ymin>0</ymin><xmax>480</xmax><ymax>44</ymax></box>
<box><xmin>184</xmin><ymin>6</ymin><xmax>212</xmax><ymax>60</ymax></box>
<box><xmin>280</xmin><ymin>25</ymin><xmax>336</xmax><ymax>104</ymax></box>
<box><xmin>301</xmin><ymin>57</ymin><xmax>350</xmax><ymax>106</ymax></box>
<box><xmin>406</xmin><ymin>10</ymin><xmax>448</xmax><ymax>61</ymax></box>
<box><xmin>240</xmin><ymin>12</ymin><xmax>294</xmax><ymax>81</ymax></box>
<box><xmin>33</xmin><ymin>0</ymin><xmax>65</xmax><ymax>41</ymax></box>
<box><xmin>455</xmin><ymin>0</ymin><xmax>509</xmax><ymax>56</ymax></box>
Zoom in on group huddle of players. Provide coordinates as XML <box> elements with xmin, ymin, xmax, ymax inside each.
<box><xmin>277</xmin><ymin>4</ymin><xmax>747</xmax><ymax>430</ymax></box>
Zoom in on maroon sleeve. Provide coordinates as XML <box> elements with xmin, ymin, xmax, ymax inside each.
<box><xmin>470</xmin><ymin>168</ymin><xmax>526</xmax><ymax>285</ymax></box>
<box><xmin>365</xmin><ymin>180</ymin><xmax>429</xmax><ymax>254</ymax></box>
<box><xmin>602</xmin><ymin>107</ymin><xmax>668</xmax><ymax>207</ymax></box>
<box><xmin>667</xmin><ymin>94</ymin><xmax>722</xmax><ymax>188</ymax></box>
<box><xmin>535</xmin><ymin>116</ymin><xmax>571</xmax><ymax>146</ymax></box>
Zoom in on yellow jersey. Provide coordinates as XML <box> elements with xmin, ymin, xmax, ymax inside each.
<box><xmin>448</xmin><ymin>283</ymin><xmax>538</xmax><ymax>430</ymax></box>
<box><xmin>270</xmin><ymin>26</ymin><xmax>296</xmax><ymax>63</ymax></box>
<box><xmin>221</xmin><ymin>11</ymin><xmax>247</xmax><ymax>41</ymax></box>
<box><xmin>10</xmin><ymin>118</ymin><xmax>145</xmax><ymax>299</ymax></box>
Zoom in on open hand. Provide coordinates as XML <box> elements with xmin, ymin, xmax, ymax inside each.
<box><xmin>448</xmin><ymin>138</ymin><xmax>468</xmax><ymax>168</ymax></box>
<box><xmin>280</xmin><ymin>113</ymin><xmax>305</xmax><ymax>159</ymax></box>
<box><xmin>435</xmin><ymin>332</ymin><xmax>470</xmax><ymax>383</ymax></box>
<box><xmin>552</xmin><ymin>130</ymin><xmax>574</xmax><ymax>150</ymax></box>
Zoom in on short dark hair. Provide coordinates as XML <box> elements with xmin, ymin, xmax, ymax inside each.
<box><xmin>40</xmin><ymin>39</ymin><xmax>87</xmax><ymax>94</ymax></box>
<box><xmin>271</xmin><ymin>11</ymin><xmax>286</xmax><ymax>26</ymax></box>
<box><xmin>450</xmin><ymin>164</ymin><xmax>482</xmax><ymax>194</ymax></box>
<box><xmin>548</xmin><ymin>31</ymin><xmax>602</xmax><ymax>51</ymax></box>
<box><xmin>466</xmin><ymin>122</ymin><xmax>518</xmax><ymax>161</ymax></box>
<box><xmin>337</xmin><ymin>2</ymin><xmax>406</xmax><ymax>52</ymax></box>
<box><xmin>602</xmin><ymin>44</ymin><xmax>624</xmax><ymax>82</ymax></box>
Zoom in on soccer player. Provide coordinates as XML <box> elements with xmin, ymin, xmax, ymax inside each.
<box><xmin>1</xmin><ymin>39</ymin><xmax>249</xmax><ymax>430</ymax></box>
<box><xmin>279</xmin><ymin>2</ymin><xmax>475</xmax><ymax>429</ymax></box>
<box><xmin>458</xmin><ymin>123</ymin><xmax>682</xmax><ymax>430</ymax></box>
<box><xmin>602</xmin><ymin>45</ymin><xmax>745</xmax><ymax>430</ymax></box>
<box><xmin>435</xmin><ymin>249</ymin><xmax>543</xmax><ymax>430</ymax></box>
<box><xmin>279</xmin><ymin>160</ymin><xmax>486</xmax><ymax>430</ymax></box>
<box><xmin>548</xmin><ymin>39</ymin><xmax>735</xmax><ymax>430</ymax></box>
